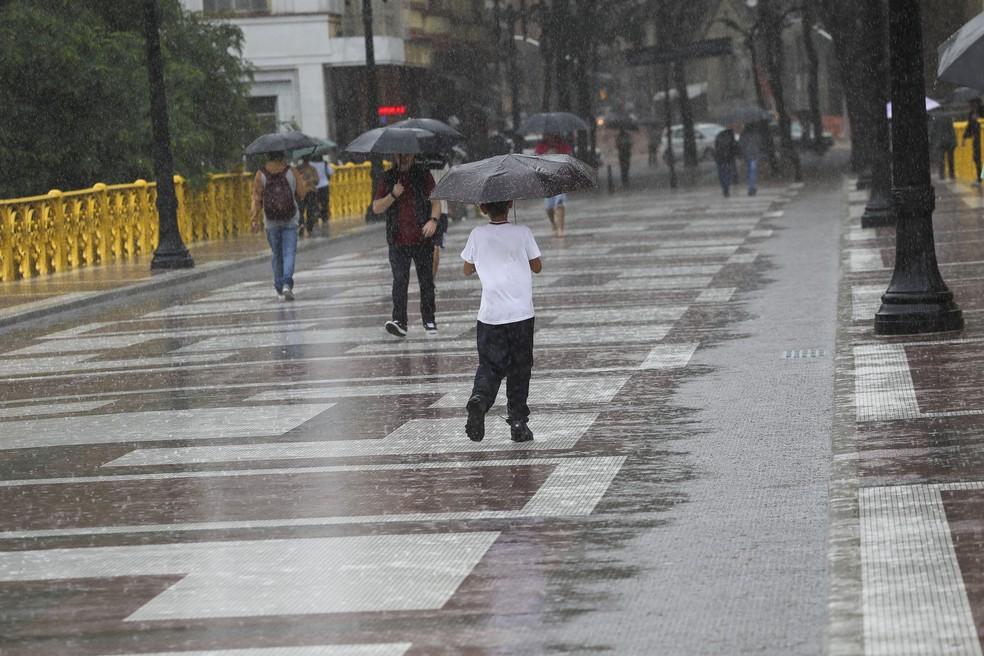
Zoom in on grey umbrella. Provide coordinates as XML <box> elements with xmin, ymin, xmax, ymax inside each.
<box><xmin>721</xmin><ymin>106</ymin><xmax>772</xmax><ymax>125</ymax></box>
<box><xmin>948</xmin><ymin>86</ymin><xmax>982</xmax><ymax>104</ymax></box>
<box><xmin>343</xmin><ymin>127</ymin><xmax>436</xmax><ymax>154</ymax></box>
<box><xmin>245</xmin><ymin>131</ymin><xmax>320</xmax><ymax>155</ymax></box>
<box><xmin>430</xmin><ymin>154</ymin><xmax>597</xmax><ymax>203</ymax></box>
<box><xmin>389</xmin><ymin>118</ymin><xmax>463</xmax><ymax>155</ymax></box>
<box><xmin>938</xmin><ymin>12</ymin><xmax>984</xmax><ymax>89</ymax></box>
<box><xmin>518</xmin><ymin>112</ymin><xmax>590</xmax><ymax>135</ymax></box>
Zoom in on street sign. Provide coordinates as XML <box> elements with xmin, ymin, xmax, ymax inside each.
<box><xmin>625</xmin><ymin>37</ymin><xmax>733</xmax><ymax>66</ymax></box>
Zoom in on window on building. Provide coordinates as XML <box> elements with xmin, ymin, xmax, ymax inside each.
<box><xmin>203</xmin><ymin>0</ymin><xmax>270</xmax><ymax>17</ymax></box>
<box><xmin>249</xmin><ymin>96</ymin><xmax>278</xmax><ymax>133</ymax></box>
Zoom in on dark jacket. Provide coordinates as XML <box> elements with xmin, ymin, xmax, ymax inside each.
<box><xmin>714</xmin><ymin>128</ymin><xmax>738</xmax><ymax>164</ymax></box>
<box><xmin>381</xmin><ymin>165</ymin><xmax>432</xmax><ymax>245</ymax></box>
<box><xmin>739</xmin><ymin>126</ymin><xmax>762</xmax><ymax>162</ymax></box>
<box><xmin>929</xmin><ymin>114</ymin><xmax>957</xmax><ymax>150</ymax></box>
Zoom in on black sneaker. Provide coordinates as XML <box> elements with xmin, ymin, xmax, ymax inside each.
<box><xmin>509</xmin><ymin>418</ymin><xmax>533</xmax><ymax>443</ymax></box>
<box><xmin>424</xmin><ymin>321</ymin><xmax>438</xmax><ymax>335</ymax></box>
<box><xmin>385</xmin><ymin>320</ymin><xmax>407</xmax><ymax>337</ymax></box>
<box><xmin>465</xmin><ymin>394</ymin><xmax>486</xmax><ymax>442</ymax></box>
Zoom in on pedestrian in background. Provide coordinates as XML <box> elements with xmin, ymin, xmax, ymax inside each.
<box><xmin>535</xmin><ymin>133</ymin><xmax>572</xmax><ymax>236</ymax></box>
<box><xmin>312</xmin><ymin>155</ymin><xmax>333</xmax><ymax>225</ymax></box>
<box><xmin>461</xmin><ymin>199</ymin><xmax>542</xmax><ymax>443</ymax></box>
<box><xmin>372</xmin><ymin>153</ymin><xmax>441</xmax><ymax>337</ymax></box>
<box><xmin>963</xmin><ymin>98</ymin><xmax>982</xmax><ymax>184</ymax></box>
<box><xmin>713</xmin><ymin>126</ymin><xmax>739</xmax><ymax>197</ymax></box>
<box><xmin>250</xmin><ymin>151</ymin><xmax>308</xmax><ymax>301</ymax></box>
<box><xmin>296</xmin><ymin>155</ymin><xmax>320</xmax><ymax>236</ymax></box>
<box><xmin>929</xmin><ymin>110</ymin><xmax>957</xmax><ymax>181</ymax></box>
<box><xmin>616</xmin><ymin>127</ymin><xmax>633</xmax><ymax>188</ymax></box>
<box><xmin>739</xmin><ymin>122</ymin><xmax>761</xmax><ymax>197</ymax></box>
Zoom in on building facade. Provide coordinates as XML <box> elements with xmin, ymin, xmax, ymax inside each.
<box><xmin>181</xmin><ymin>0</ymin><xmax>491</xmax><ymax>148</ymax></box>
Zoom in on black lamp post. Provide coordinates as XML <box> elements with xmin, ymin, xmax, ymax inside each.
<box><xmin>861</xmin><ymin>0</ymin><xmax>894</xmax><ymax>228</ymax></box>
<box><xmin>144</xmin><ymin>0</ymin><xmax>193</xmax><ymax>271</ymax></box>
<box><xmin>874</xmin><ymin>0</ymin><xmax>962</xmax><ymax>335</ymax></box>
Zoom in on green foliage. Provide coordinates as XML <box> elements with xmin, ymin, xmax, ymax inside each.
<box><xmin>0</xmin><ymin>0</ymin><xmax>255</xmax><ymax>198</ymax></box>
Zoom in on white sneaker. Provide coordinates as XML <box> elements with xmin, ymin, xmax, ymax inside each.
<box><xmin>283</xmin><ymin>287</ymin><xmax>295</xmax><ymax>301</ymax></box>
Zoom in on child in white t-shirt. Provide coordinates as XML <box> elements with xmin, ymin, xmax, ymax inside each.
<box><xmin>460</xmin><ymin>200</ymin><xmax>542</xmax><ymax>442</ymax></box>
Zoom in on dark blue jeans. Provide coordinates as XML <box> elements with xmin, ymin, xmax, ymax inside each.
<box><xmin>471</xmin><ymin>317</ymin><xmax>535</xmax><ymax>422</ymax></box>
<box><xmin>265</xmin><ymin>222</ymin><xmax>298</xmax><ymax>293</ymax></box>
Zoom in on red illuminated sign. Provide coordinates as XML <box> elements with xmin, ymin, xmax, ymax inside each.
<box><xmin>377</xmin><ymin>105</ymin><xmax>407</xmax><ymax>117</ymax></box>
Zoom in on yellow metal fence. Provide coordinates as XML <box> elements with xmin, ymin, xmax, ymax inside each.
<box><xmin>0</xmin><ymin>162</ymin><xmax>373</xmax><ymax>282</ymax></box>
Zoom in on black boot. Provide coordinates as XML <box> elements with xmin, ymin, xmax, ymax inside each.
<box><xmin>508</xmin><ymin>417</ymin><xmax>533</xmax><ymax>442</ymax></box>
<box><xmin>465</xmin><ymin>394</ymin><xmax>486</xmax><ymax>442</ymax></box>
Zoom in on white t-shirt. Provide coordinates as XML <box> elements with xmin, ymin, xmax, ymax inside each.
<box><xmin>460</xmin><ymin>222</ymin><xmax>541</xmax><ymax>325</ymax></box>
<box><xmin>313</xmin><ymin>161</ymin><xmax>333</xmax><ymax>188</ymax></box>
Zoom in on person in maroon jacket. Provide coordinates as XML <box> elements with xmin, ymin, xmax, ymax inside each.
<box><xmin>371</xmin><ymin>153</ymin><xmax>442</xmax><ymax>337</ymax></box>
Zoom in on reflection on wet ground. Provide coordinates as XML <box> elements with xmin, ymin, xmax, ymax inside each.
<box><xmin>0</xmin><ymin>183</ymin><xmax>808</xmax><ymax>654</ymax></box>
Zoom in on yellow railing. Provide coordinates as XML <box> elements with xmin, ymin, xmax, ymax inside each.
<box><xmin>0</xmin><ymin>162</ymin><xmax>374</xmax><ymax>282</ymax></box>
<box><xmin>953</xmin><ymin>121</ymin><xmax>982</xmax><ymax>183</ymax></box>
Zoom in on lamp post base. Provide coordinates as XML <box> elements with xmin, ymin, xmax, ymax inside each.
<box><xmin>150</xmin><ymin>246</ymin><xmax>194</xmax><ymax>271</ymax></box>
<box><xmin>874</xmin><ymin>299</ymin><xmax>964</xmax><ymax>335</ymax></box>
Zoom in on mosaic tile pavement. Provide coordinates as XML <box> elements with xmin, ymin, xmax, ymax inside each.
<box><xmin>831</xmin><ymin>177</ymin><xmax>984</xmax><ymax>655</ymax></box>
<box><xmin>0</xmin><ymin>178</ymin><xmax>834</xmax><ymax>655</ymax></box>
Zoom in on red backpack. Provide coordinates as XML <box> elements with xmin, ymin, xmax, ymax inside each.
<box><xmin>261</xmin><ymin>168</ymin><xmax>296</xmax><ymax>222</ymax></box>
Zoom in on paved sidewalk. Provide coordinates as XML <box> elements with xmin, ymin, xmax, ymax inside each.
<box><xmin>829</xmin><ymin>177</ymin><xmax>984</xmax><ymax>655</ymax></box>
<box><xmin>0</xmin><ymin>214</ymin><xmax>370</xmax><ymax>327</ymax></box>
<box><xmin>22</xmin><ymin>149</ymin><xmax>984</xmax><ymax>655</ymax></box>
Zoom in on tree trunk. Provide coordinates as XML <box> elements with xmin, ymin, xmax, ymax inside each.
<box><xmin>553</xmin><ymin>0</ymin><xmax>571</xmax><ymax>111</ymax></box>
<box><xmin>761</xmin><ymin>0</ymin><xmax>801</xmax><ymax>181</ymax></box>
<box><xmin>674</xmin><ymin>60</ymin><xmax>699</xmax><ymax>167</ymax></box>
<box><xmin>541</xmin><ymin>30</ymin><xmax>553</xmax><ymax>112</ymax></box>
<box><xmin>801</xmin><ymin>0</ymin><xmax>824</xmax><ymax>151</ymax></box>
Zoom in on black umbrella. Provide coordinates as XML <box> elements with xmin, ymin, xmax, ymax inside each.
<box><xmin>947</xmin><ymin>86</ymin><xmax>982</xmax><ymax>104</ymax></box>
<box><xmin>721</xmin><ymin>106</ymin><xmax>772</xmax><ymax>125</ymax></box>
<box><xmin>430</xmin><ymin>154</ymin><xmax>597</xmax><ymax>203</ymax></box>
<box><xmin>245</xmin><ymin>130</ymin><xmax>319</xmax><ymax>155</ymax></box>
<box><xmin>601</xmin><ymin>114</ymin><xmax>639</xmax><ymax>131</ymax></box>
<box><xmin>518</xmin><ymin>112</ymin><xmax>590</xmax><ymax>135</ymax></box>
<box><xmin>343</xmin><ymin>127</ymin><xmax>436</xmax><ymax>154</ymax></box>
<box><xmin>389</xmin><ymin>117</ymin><xmax>463</xmax><ymax>142</ymax></box>
<box><xmin>938</xmin><ymin>12</ymin><xmax>984</xmax><ymax>90</ymax></box>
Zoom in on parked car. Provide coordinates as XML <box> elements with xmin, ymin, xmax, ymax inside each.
<box><xmin>659</xmin><ymin>122</ymin><xmax>726</xmax><ymax>164</ymax></box>
<box><xmin>771</xmin><ymin>120</ymin><xmax>834</xmax><ymax>153</ymax></box>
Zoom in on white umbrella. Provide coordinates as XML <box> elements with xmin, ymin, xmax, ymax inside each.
<box><xmin>886</xmin><ymin>98</ymin><xmax>940</xmax><ymax>118</ymax></box>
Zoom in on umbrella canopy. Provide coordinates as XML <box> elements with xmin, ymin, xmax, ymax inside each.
<box><xmin>343</xmin><ymin>127</ymin><xmax>436</xmax><ymax>154</ymax></box>
<box><xmin>518</xmin><ymin>112</ymin><xmax>590</xmax><ymax>135</ymax></box>
<box><xmin>938</xmin><ymin>12</ymin><xmax>984</xmax><ymax>90</ymax></box>
<box><xmin>389</xmin><ymin>117</ymin><xmax>463</xmax><ymax>141</ymax></box>
<box><xmin>948</xmin><ymin>86</ymin><xmax>982</xmax><ymax>104</ymax></box>
<box><xmin>600</xmin><ymin>113</ymin><xmax>639</xmax><ymax>130</ymax></box>
<box><xmin>886</xmin><ymin>97</ymin><xmax>940</xmax><ymax>118</ymax></box>
<box><xmin>245</xmin><ymin>131</ymin><xmax>319</xmax><ymax>155</ymax></box>
<box><xmin>721</xmin><ymin>106</ymin><xmax>772</xmax><ymax>125</ymax></box>
<box><xmin>291</xmin><ymin>137</ymin><xmax>337</xmax><ymax>160</ymax></box>
<box><xmin>430</xmin><ymin>154</ymin><xmax>597</xmax><ymax>203</ymax></box>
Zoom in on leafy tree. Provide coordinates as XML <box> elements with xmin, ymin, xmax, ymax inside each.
<box><xmin>0</xmin><ymin>0</ymin><xmax>255</xmax><ymax>198</ymax></box>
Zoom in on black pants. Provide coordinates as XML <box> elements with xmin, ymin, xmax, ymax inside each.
<box><xmin>939</xmin><ymin>147</ymin><xmax>956</xmax><ymax>180</ymax></box>
<box><xmin>317</xmin><ymin>186</ymin><xmax>330</xmax><ymax>222</ymax></box>
<box><xmin>388</xmin><ymin>242</ymin><xmax>435</xmax><ymax>326</ymax></box>
<box><xmin>470</xmin><ymin>317</ymin><xmax>535</xmax><ymax>422</ymax></box>
<box><xmin>301</xmin><ymin>192</ymin><xmax>318</xmax><ymax>232</ymax></box>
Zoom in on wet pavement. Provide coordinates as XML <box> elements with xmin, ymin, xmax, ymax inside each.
<box><xmin>2</xmin><ymin>154</ymin><xmax>979</xmax><ymax>655</ymax></box>
<box><xmin>829</xmin><ymin>177</ymin><xmax>984</xmax><ymax>656</ymax></box>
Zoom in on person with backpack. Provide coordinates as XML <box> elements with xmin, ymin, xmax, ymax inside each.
<box><xmin>713</xmin><ymin>126</ymin><xmax>739</xmax><ymax>197</ymax></box>
<box><xmin>371</xmin><ymin>152</ymin><xmax>441</xmax><ymax>337</ymax></box>
<box><xmin>250</xmin><ymin>151</ymin><xmax>309</xmax><ymax>301</ymax></box>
